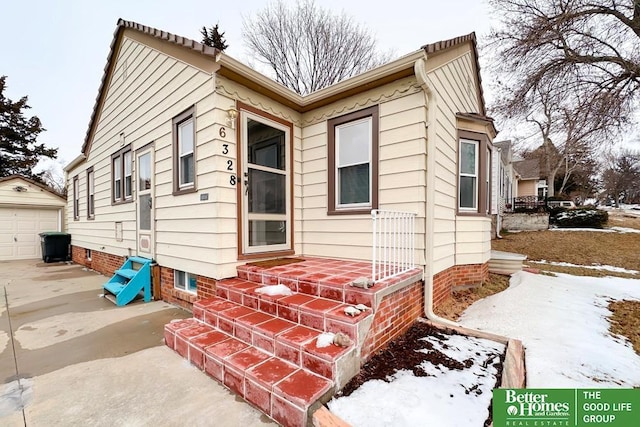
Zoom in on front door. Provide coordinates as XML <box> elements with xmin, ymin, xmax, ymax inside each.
<box><xmin>241</xmin><ymin>110</ymin><xmax>291</xmax><ymax>254</ymax></box>
<box><xmin>136</xmin><ymin>147</ymin><xmax>154</xmax><ymax>257</ymax></box>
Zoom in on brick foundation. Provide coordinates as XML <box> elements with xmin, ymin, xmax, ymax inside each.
<box><xmin>72</xmin><ymin>245</ymin><xmax>217</xmax><ymax>310</ymax></box>
<box><xmin>71</xmin><ymin>245</ymin><xmax>125</xmax><ymax>276</ymax></box>
<box><xmin>432</xmin><ymin>262</ymin><xmax>489</xmax><ymax>309</ymax></box>
<box><xmin>361</xmin><ymin>280</ymin><xmax>424</xmax><ymax>361</ymax></box>
<box><xmin>159</xmin><ymin>266</ymin><xmax>219</xmax><ymax>310</ymax></box>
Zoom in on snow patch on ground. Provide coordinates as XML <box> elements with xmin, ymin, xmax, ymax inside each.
<box><xmin>610</xmin><ymin>226</ymin><xmax>640</xmax><ymax>233</ymax></box>
<box><xmin>329</xmin><ymin>334</ymin><xmax>504</xmax><ymax>427</ymax></box>
<box><xmin>460</xmin><ymin>271</ymin><xmax>640</xmax><ymax>387</ymax></box>
<box><xmin>549</xmin><ymin>226</ymin><xmax>640</xmax><ymax>233</ymax></box>
<box><xmin>530</xmin><ymin>260</ymin><xmax>639</xmax><ymax>275</ymax></box>
<box><xmin>316</xmin><ymin>332</ymin><xmax>335</xmax><ymax>348</ymax></box>
<box><xmin>550</xmin><ymin>227</ymin><xmax>616</xmax><ymax>233</ymax></box>
<box><xmin>254</xmin><ymin>284</ymin><xmax>292</xmax><ymax>297</ymax></box>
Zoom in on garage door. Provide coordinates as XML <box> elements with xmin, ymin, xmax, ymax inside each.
<box><xmin>0</xmin><ymin>207</ymin><xmax>60</xmax><ymax>260</ymax></box>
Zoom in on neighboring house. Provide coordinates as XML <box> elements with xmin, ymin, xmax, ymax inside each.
<box><xmin>493</xmin><ymin>141</ymin><xmax>515</xmax><ymax>210</ymax></box>
<box><xmin>512</xmin><ymin>158</ymin><xmax>547</xmax><ymax>198</ymax></box>
<box><xmin>0</xmin><ymin>175</ymin><xmax>66</xmax><ymax>261</ymax></box>
<box><xmin>491</xmin><ymin>141</ymin><xmax>516</xmax><ymax>234</ymax></box>
<box><xmin>64</xmin><ymin>20</ymin><xmax>496</xmax><ymax>310</ymax></box>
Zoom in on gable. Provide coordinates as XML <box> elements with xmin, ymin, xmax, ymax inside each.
<box><xmin>0</xmin><ymin>176</ymin><xmax>66</xmax><ymax>207</ymax></box>
<box><xmin>81</xmin><ymin>20</ymin><xmax>220</xmax><ymax>156</ymax></box>
<box><xmin>424</xmin><ymin>36</ymin><xmax>486</xmax><ymax>116</ymax></box>
<box><xmin>83</xmin><ymin>34</ymin><xmax>213</xmax><ymax>163</ymax></box>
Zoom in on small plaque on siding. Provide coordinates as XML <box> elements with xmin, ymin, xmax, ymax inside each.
<box><xmin>200</xmin><ymin>193</ymin><xmax>209</xmax><ymax>201</ymax></box>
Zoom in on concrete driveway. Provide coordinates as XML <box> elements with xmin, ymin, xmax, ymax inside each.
<box><xmin>0</xmin><ymin>260</ymin><xmax>274</xmax><ymax>426</ymax></box>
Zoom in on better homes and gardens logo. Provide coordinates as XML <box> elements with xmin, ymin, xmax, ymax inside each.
<box><xmin>493</xmin><ymin>389</ymin><xmax>639</xmax><ymax>427</ymax></box>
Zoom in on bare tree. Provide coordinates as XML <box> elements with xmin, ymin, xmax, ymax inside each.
<box><xmin>602</xmin><ymin>150</ymin><xmax>640</xmax><ymax>206</ymax></box>
<box><xmin>242</xmin><ymin>0</ymin><xmax>392</xmax><ymax>95</ymax></box>
<box><xmin>488</xmin><ymin>0</ymin><xmax>640</xmax><ymax>134</ymax></box>
<box><xmin>512</xmin><ymin>86</ymin><xmax>609</xmax><ymax>196</ymax></box>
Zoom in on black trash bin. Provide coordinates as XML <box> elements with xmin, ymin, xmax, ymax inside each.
<box><xmin>39</xmin><ymin>232</ymin><xmax>71</xmax><ymax>263</ymax></box>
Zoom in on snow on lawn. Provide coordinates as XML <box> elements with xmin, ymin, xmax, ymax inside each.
<box><xmin>459</xmin><ymin>271</ymin><xmax>640</xmax><ymax>388</ymax></box>
<box><xmin>530</xmin><ymin>260</ymin><xmax>639</xmax><ymax>275</ymax></box>
<box><xmin>549</xmin><ymin>226</ymin><xmax>640</xmax><ymax>233</ymax></box>
<box><xmin>328</xmin><ymin>333</ymin><xmax>504</xmax><ymax>427</ymax></box>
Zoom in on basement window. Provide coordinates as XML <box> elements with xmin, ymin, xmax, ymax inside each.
<box><xmin>86</xmin><ymin>249</ymin><xmax>92</xmax><ymax>261</ymax></box>
<box><xmin>174</xmin><ymin>270</ymin><xmax>197</xmax><ymax>294</ymax></box>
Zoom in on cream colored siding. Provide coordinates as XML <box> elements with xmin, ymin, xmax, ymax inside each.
<box><xmin>0</xmin><ymin>178</ymin><xmax>65</xmax><ymax>209</ymax></box>
<box><xmin>300</xmin><ymin>79</ymin><xmax>427</xmax><ymax>264</ymax></box>
<box><xmin>211</xmin><ymin>77</ymin><xmax>303</xmax><ymax>277</ymax></box>
<box><xmin>66</xmin><ymin>35</ymin><xmax>233</xmax><ymax>278</ymax></box>
<box><xmin>428</xmin><ymin>48</ymin><xmax>491</xmax><ymax>272</ymax></box>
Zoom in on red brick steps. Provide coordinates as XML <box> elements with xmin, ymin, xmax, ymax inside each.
<box><xmin>164</xmin><ymin>318</ymin><xmax>332</xmax><ymax>427</ymax></box>
<box><xmin>164</xmin><ymin>258</ymin><xmax>424</xmax><ymax>427</ymax></box>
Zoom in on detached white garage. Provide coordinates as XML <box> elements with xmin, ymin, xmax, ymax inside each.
<box><xmin>0</xmin><ymin>175</ymin><xmax>66</xmax><ymax>261</ymax></box>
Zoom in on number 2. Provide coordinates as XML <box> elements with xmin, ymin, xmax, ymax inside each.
<box><xmin>227</xmin><ymin>160</ymin><xmax>233</xmax><ymax>171</ymax></box>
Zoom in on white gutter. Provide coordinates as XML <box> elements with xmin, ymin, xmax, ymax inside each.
<box><xmin>63</xmin><ymin>154</ymin><xmax>86</xmax><ymax>172</ymax></box>
<box><xmin>217</xmin><ymin>50</ymin><xmax>425</xmax><ymax>109</ymax></box>
<box><xmin>414</xmin><ymin>56</ymin><xmax>458</xmax><ymax>328</ymax></box>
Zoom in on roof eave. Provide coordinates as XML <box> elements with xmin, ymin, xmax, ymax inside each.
<box><xmin>217</xmin><ymin>50</ymin><xmax>425</xmax><ymax>112</ymax></box>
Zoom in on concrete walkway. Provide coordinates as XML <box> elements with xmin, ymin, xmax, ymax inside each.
<box><xmin>0</xmin><ymin>260</ymin><xmax>274</xmax><ymax>426</ymax></box>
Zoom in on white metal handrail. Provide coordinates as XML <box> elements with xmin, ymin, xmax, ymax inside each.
<box><xmin>371</xmin><ymin>210</ymin><xmax>417</xmax><ymax>282</ymax></box>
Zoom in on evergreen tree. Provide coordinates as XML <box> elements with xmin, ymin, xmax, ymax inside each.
<box><xmin>201</xmin><ymin>24</ymin><xmax>228</xmax><ymax>51</ymax></box>
<box><xmin>0</xmin><ymin>76</ymin><xmax>57</xmax><ymax>181</ymax></box>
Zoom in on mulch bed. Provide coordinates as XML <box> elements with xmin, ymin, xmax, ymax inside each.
<box><xmin>335</xmin><ymin>321</ymin><xmax>505</xmax><ymax>426</ymax></box>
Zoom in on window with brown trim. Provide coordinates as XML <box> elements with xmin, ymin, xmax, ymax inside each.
<box><xmin>86</xmin><ymin>167</ymin><xmax>95</xmax><ymax>219</ymax></box>
<box><xmin>111</xmin><ymin>145</ymin><xmax>132</xmax><ymax>204</ymax></box>
<box><xmin>458</xmin><ymin>130</ymin><xmax>491</xmax><ymax>215</ymax></box>
<box><xmin>327</xmin><ymin>105</ymin><xmax>379</xmax><ymax>215</ymax></box>
<box><xmin>172</xmin><ymin>106</ymin><xmax>196</xmax><ymax>195</ymax></box>
<box><xmin>73</xmin><ymin>176</ymin><xmax>79</xmax><ymax>220</ymax></box>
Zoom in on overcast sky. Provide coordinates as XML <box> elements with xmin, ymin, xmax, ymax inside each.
<box><xmin>1</xmin><ymin>0</ymin><xmax>495</xmax><ymax>169</ymax></box>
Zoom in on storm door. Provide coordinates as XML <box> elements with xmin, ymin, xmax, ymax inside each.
<box><xmin>136</xmin><ymin>147</ymin><xmax>154</xmax><ymax>257</ymax></box>
<box><xmin>241</xmin><ymin>111</ymin><xmax>291</xmax><ymax>254</ymax></box>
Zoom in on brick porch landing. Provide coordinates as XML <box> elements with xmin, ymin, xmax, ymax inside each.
<box><xmin>164</xmin><ymin>257</ymin><xmax>423</xmax><ymax>427</ymax></box>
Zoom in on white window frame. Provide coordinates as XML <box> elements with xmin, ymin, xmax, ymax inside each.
<box><xmin>174</xmin><ymin>270</ymin><xmax>197</xmax><ymax>295</ymax></box>
<box><xmin>124</xmin><ymin>151</ymin><xmax>132</xmax><ymax>199</ymax></box>
<box><xmin>113</xmin><ymin>155</ymin><xmax>122</xmax><ymax>202</ymax></box>
<box><xmin>335</xmin><ymin>117</ymin><xmax>373</xmax><ymax>209</ymax></box>
<box><xmin>178</xmin><ymin>118</ymin><xmax>195</xmax><ymax>189</ymax></box>
<box><xmin>459</xmin><ymin>139</ymin><xmax>479</xmax><ymax>211</ymax></box>
<box><xmin>73</xmin><ymin>176</ymin><xmax>80</xmax><ymax>220</ymax></box>
<box><xmin>486</xmin><ymin>146</ymin><xmax>491</xmax><ymax>214</ymax></box>
<box><xmin>87</xmin><ymin>169</ymin><xmax>95</xmax><ymax>218</ymax></box>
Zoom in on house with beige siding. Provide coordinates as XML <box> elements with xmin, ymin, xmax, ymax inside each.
<box><xmin>65</xmin><ymin>20</ymin><xmax>497</xmax><ymax>424</ymax></box>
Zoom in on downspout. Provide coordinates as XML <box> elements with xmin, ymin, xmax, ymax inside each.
<box><xmin>414</xmin><ymin>57</ymin><xmax>458</xmax><ymax>327</ymax></box>
<box><xmin>496</xmin><ymin>148</ymin><xmax>503</xmax><ymax>239</ymax></box>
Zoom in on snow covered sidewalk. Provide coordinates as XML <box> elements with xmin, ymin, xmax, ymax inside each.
<box><xmin>459</xmin><ymin>271</ymin><xmax>640</xmax><ymax>388</ymax></box>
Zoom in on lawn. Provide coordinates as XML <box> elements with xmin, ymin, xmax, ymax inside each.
<box><xmin>493</xmin><ymin>229</ymin><xmax>640</xmax><ymax>275</ymax></box>
<box><xmin>440</xmin><ymin>211</ymin><xmax>640</xmax><ymax>360</ymax></box>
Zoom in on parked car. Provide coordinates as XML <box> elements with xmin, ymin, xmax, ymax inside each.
<box><xmin>547</xmin><ymin>200</ymin><xmax>576</xmax><ymax>209</ymax></box>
